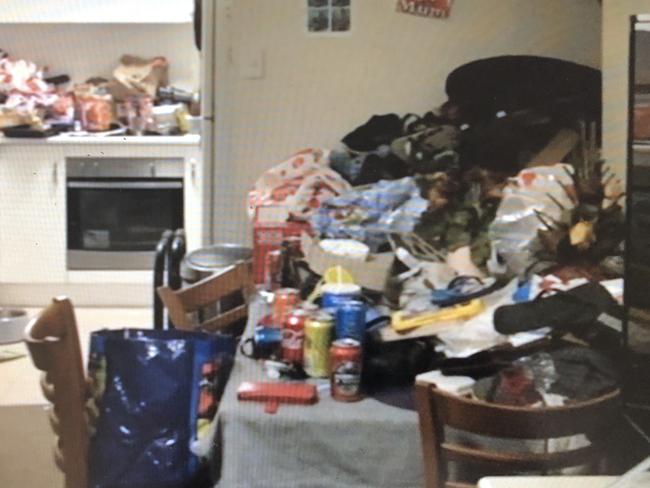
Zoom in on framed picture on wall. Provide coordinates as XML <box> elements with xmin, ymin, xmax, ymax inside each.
<box><xmin>307</xmin><ymin>0</ymin><xmax>351</xmax><ymax>34</ymax></box>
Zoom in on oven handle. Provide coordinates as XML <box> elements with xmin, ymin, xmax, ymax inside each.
<box><xmin>67</xmin><ymin>181</ymin><xmax>183</xmax><ymax>190</ymax></box>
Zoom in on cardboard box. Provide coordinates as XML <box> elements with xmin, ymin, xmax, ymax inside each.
<box><xmin>300</xmin><ymin>233</ymin><xmax>394</xmax><ymax>292</ymax></box>
<box><xmin>252</xmin><ymin>207</ymin><xmax>311</xmax><ymax>284</ymax></box>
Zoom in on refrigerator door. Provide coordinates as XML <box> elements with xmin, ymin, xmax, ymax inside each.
<box><xmin>200</xmin><ymin>0</ymin><xmax>216</xmax><ymax>245</ymax></box>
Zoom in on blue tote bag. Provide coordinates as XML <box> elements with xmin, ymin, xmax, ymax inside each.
<box><xmin>87</xmin><ymin>329</ymin><xmax>236</xmax><ymax>488</ymax></box>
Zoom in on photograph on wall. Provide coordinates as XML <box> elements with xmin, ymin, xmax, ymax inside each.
<box><xmin>308</xmin><ymin>0</ymin><xmax>351</xmax><ymax>33</ymax></box>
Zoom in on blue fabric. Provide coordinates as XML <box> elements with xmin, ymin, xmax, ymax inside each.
<box><xmin>88</xmin><ymin>329</ymin><xmax>236</xmax><ymax>488</ymax></box>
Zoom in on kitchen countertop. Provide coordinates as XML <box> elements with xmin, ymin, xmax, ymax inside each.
<box><xmin>0</xmin><ymin>133</ymin><xmax>200</xmax><ymax>146</ymax></box>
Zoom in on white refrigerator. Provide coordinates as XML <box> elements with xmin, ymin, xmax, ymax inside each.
<box><xmin>198</xmin><ymin>0</ymin><xmax>236</xmax><ymax>245</ymax></box>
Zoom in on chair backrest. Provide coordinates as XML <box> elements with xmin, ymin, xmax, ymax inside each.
<box><xmin>415</xmin><ymin>380</ymin><xmax>621</xmax><ymax>488</ymax></box>
<box><xmin>157</xmin><ymin>261</ymin><xmax>253</xmax><ymax>332</ymax></box>
<box><xmin>24</xmin><ymin>296</ymin><xmax>91</xmax><ymax>488</ymax></box>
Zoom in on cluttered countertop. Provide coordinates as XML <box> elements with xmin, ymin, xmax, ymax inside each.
<box><xmin>0</xmin><ymin>49</ymin><xmax>200</xmax><ymax>141</ymax></box>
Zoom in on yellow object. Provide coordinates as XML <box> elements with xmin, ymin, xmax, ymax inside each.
<box><xmin>390</xmin><ymin>299</ymin><xmax>485</xmax><ymax>332</ymax></box>
<box><xmin>197</xmin><ymin>418</ymin><xmax>211</xmax><ymax>440</ymax></box>
<box><xmin>307</xmin><ymin>266</ymin><xmax>355</xmax><ymax>303</ymax></box>
<box><xmin>323</xmin><ymin>265</ymin><xmax>354</xmax><ymax>284</ymax></box>
<box><xmin>569</xmin><ymin>220</ymin><xmax>596</xmax><ymax>251</ymax></box>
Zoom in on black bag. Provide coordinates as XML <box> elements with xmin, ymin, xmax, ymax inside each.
<box><xmin>445</xmin><ymin>55</ymin><xmax>601</xmax><ymax>126</ymax></box>
<box><xmin>493</xmin><ymin>283</ymin><xmax>622</xmax><ymax>350</ymax></box>
<box><xmin>341</xmin><ymin>114</ymin><xmax>403</xmax><ymax>152</ymax></box>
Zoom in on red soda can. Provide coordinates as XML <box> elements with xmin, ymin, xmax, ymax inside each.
<box><xmin>272</xmin><ymin>288</ymin><xmax>300</xmax><ymax>328</ymax></box>
<box><xmin>282</xmin><ymin>309</ymin><xmax>308</xmax><ymax>364</ymax></box>
<box><xmin>329</xmin><ymin>338</ymin><xmax>363</xmax><ymax>402</ymax></box>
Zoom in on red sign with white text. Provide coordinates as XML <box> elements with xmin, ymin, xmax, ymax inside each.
<box><xmin>396</xmin><ymin>0</ymin><xmax>453</xmax><ymax>19</ymax></box>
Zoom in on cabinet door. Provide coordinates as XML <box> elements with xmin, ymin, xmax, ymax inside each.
<box><xmin>0</xmin><ymin>146</ymin><xmax>66</xmax><ymax>283</ymax></box>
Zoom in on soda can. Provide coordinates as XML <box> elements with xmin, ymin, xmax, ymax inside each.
<box><xmin>282</xmin><ymin>309</ymin><xmax>308</xmax><ymax>365</ymax></box>
<box><xmin>272</xmin><ymin>288</ymin><xmax>300</xmax><ymax>328</ymax></box>
<box><xmin>330</xmin><ymin>338</ymin><xmax>363</xmax><ymax>402</ymax></box>
<box><xmin>321</xmin><ymin>283</ymin><xmax>362</xmax><ymax>312</ymax></box>
<box><xmin>303</xmin><ymin>311</ymin><xmax>334</xmax><ymax>378</ymax></box>
<box><xmin>335</xmin><ymin>300</ymin><xmax>366</xmax><ymax>341</ymax></box>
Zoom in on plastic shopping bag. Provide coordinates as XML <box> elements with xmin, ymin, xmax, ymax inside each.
<box><xmin>87</xmin><ymin>329</ymin><xmax>236</xmax><ymax>488</ymax></box>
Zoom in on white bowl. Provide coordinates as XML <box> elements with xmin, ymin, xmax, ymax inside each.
<box><xmin>319</xmin><ymin>239</ymin><xmax>369</xmax><ymax>260</ymax></box>
<box><xmin>0</xmin><ymin>308</ymin><xmax>29</xmax><ymax>344</ymax></box>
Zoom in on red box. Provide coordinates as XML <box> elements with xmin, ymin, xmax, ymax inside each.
<box><xmin>252</xmin><ymin>207</ymin><xmax>311</xmax><ymax>285</ymax></box>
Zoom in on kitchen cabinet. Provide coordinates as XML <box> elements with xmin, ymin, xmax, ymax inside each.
<box><xmin>0</xmin><ymin>146</ymin><xmax>67</xmax><ymax>283</ymax></box>
<box><xmin>0</xmin><ymin>138</ymin><xmax>203</xmax><ymax>291</ymax></box>
<box><xmin>0</xmin><ymin>0</ymin><xmax>193</xmax><ymax>23</ymax></box>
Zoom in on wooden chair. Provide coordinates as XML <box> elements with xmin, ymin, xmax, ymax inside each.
<box><xmin>415</xmin><ymin>380</ymin><xmax>621</xmax><ymax>488</ymax></box>
<box><xmin>24</xmin><ymin>296</ymin><xmax>94</xmax><ymax>488</ymax></box>
<box><xmin>157</xmin><ymin>261</ymin><xmax>253</xmax><ymax>332</ymax></box>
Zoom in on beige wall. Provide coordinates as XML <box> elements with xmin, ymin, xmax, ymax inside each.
<box><xmin>602</xmin><ymin>0</ymin><xmax>650</xmax><ymax>180</ymax></box>
<box><xmin>214</xmin><ymin>0</ymin><xmax>602</xmax><ymax>244</ymax></box>
<box><xmin>0</xmin><ymin>24</ymin><xmax>199</xmax><ymax>91</ymax></box>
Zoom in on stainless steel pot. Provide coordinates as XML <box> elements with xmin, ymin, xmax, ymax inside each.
<box><xmin>180</xmin><ymin>244</ymin><xmax>252</xmax><ymax>284</ymax></box>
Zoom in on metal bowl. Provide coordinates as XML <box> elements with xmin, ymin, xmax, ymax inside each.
<box><xmin>180</xmin><ymin>244</ymin><xmax>252</xmax><ymax>284</ymax></box>
<box><xmin>0</xmin><ymin>308</ymin><xmax>29</xmax><ymax>344</ymax></box>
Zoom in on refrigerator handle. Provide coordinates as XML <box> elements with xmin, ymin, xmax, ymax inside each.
<box><xmin>193</xmin><ymin>0</ymin><xmax>202</xmax><ymax>51</ymax></box>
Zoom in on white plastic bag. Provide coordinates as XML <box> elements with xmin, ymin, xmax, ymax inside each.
<box><xmin>489</xmin><ymin>164</ymin><xmax>575</xmax><ymax>277</ymax></box>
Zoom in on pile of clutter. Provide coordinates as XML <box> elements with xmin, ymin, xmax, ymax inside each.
<box><xmin>0</xmin><ymin>49</ymin><xmax>198</xmax><ymax>136</ymax></box>
<box><xmin>245</xmin><ymin>55</ymin><xmax>624</xmax><ymax>407</ymax></box>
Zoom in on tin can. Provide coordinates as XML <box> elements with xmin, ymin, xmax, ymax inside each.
<box><xmin>272</xmin><ymin>288</ymin><xmax>300</xmax><ymax>328</ymax></box>
<box><xmin>303</xmin><ymin>312</ymin><xmax>334</xmax><ymax>378</ymax></box>
<box><xmin>321</xmin><ymin>283</ymin><xmax>362</xmax><ymax>312</ymax></box>
<box><xmin>330</xmin><ymin>338</ymin><xmax>363</xmax><ymax>402</ymax></box>
<box><xmin>282</xmin><ymin>309</ymin><xmax>307</xmax><ymax>364</ymax></box>
<box><xmin>335</xmin><ymin>300</ymin><xmax>366</xmax><ymax>341</ymax></box>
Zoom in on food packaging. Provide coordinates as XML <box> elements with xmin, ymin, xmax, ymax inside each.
<box><xmin>77</xmin><ymin>94</ymin><xmax>113</xmax><ymax>132</ymax></box>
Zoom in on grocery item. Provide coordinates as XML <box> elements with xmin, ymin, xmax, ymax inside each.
<box><xmin>330</xmin><ymin>338</ymin><xmax>363</xmax><ymax>402</ymax></box>
<box><xmin>335</xmin><ymin>301</ymin><xmax>366</xmax><ymax>341</ymax></box>
<box><xmin>282</xmin><ymin>309</ymin><xmax>308</xmax><ymax>365</ymax></box>
<box><xmin>321</xmin><ymin>283</ymin><xmax>362</xmax><ymax>311</ymax></box>
<box><xmin>303</xmin><ymin>312</ymin><xmax>334</xmax><ymax>378</ymax></box>
<box><xmin>272</xmin><ymin>288</ymin><xmax>300</xmax><ymax>328</ymax></box>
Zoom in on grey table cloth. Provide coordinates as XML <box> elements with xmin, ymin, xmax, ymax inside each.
<box><xmin>212</xmin><ymin>304</ymin><xmax>424</xmax><ymax>488</ymax></box>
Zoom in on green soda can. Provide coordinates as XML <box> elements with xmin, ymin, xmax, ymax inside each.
<box><xmin>303</xmin><ymin>311</ymin><xmax>334</xmax><ymax>378</ymax></box>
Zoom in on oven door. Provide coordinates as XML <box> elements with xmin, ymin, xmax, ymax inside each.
<box><xmin>67</xmin><ymin>179</ymin><xmax>184</xmax><ymax>270</ymax></box>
